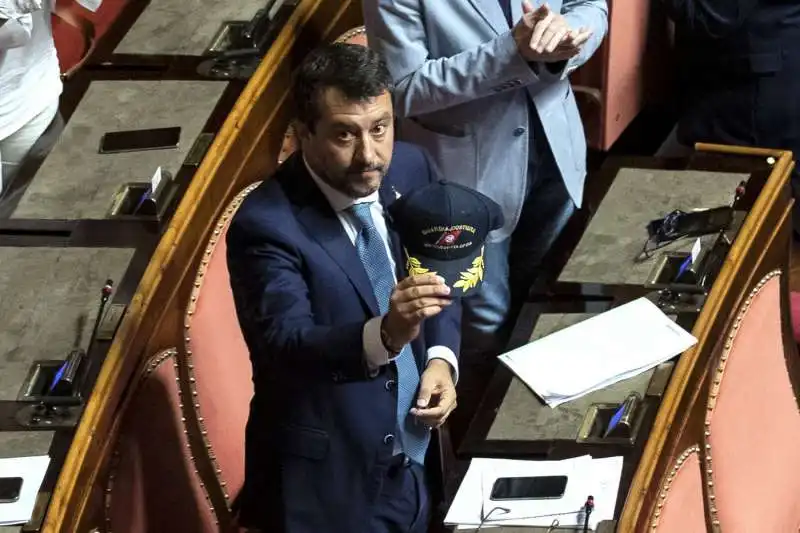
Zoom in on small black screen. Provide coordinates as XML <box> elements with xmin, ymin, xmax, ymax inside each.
<box><xmin>490</xmin><ymin>475</ymin><xmax>568</xmax><ymax>501</ymax></box>
<box><xmin>0</xmin><ymin>477</ymin><xmax>23</xmax><ymax>503</ymax></box>
<box><xmin>99</xmin><ymin>127</ymin><xmax>181</xmax><ymax>154</ymax></box>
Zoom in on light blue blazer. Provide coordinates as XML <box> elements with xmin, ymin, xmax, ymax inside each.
<box><xmin>362</xmin><ymin>0</ymin><xmax>608</xmax><ymax>240</ymax></box>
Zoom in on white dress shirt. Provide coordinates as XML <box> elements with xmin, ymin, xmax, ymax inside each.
<box><xmin>0</xmin><ymin>0</ymin><xmax>101</xmax><ymax>140</ymax></box>
<box><xmin>304</xmin><ymin>158</ymin><xmax>459</xmax><ymax>382</ymax></box>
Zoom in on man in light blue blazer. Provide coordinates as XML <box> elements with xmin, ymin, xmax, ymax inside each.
<box><xmin>362</xmin><ymin>1</ymin><xmax>608</xmax><ymax>371</ymax></box>
<box><xmin>362</xmin><ymin>0</ymin><xmax>608</xmax><ymax>430</ymax></box>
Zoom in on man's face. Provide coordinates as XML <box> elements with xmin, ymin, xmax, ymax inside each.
<box><xmin>298</xmin><ymin>87</ymin><xmax>394</xmax><ymax>198</ymax></box>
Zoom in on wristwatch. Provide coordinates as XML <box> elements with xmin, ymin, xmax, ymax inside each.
<box><xmin>380</xmin><ymin>316</ymin><xmax>403</xmax><ymax>356</ymax></box>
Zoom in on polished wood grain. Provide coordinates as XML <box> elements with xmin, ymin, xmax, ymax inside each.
<box><xmin>44</xmin><ymin>1</ymin><xmax>363</xmax><ymax>530</ymax></box>
<box><xmin>618</xmin><ymin>143</ymin><xmax>796</xmax><ymax>531</ymax></box>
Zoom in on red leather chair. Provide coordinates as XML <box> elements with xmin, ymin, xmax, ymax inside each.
<box><xmin>703</xmin><ymin>270</ymin><xmax>800</xmax><ymax>531</ymax></box>
<box><xmin>649</xmin><ymin>445</ymin><xmax>707</xmax><ymax>532</ymax></box>
<box><xmin>104</xmin><ymin>349</ymin><xmax>218</xmax><ymax>533</ymax></box>
<box><xmin>183</xmin><ymin>184</ymin><xmax>260</xmax><ymax>523</ymax></box>
<box><xmin>790</xmin><ymin>292</ymin><xmax>800</xmax><ymax>343</ymax></box>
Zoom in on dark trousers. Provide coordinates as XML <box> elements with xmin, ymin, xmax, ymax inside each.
<box><xmin>370</xmin><ymin>456</ymin><xmax>430</xmax><ymax>533</ymax></box>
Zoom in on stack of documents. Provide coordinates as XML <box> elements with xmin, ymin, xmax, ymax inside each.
<box><xmin>445</xmin><ymin>455</ymin><xmax>624</xmax><ymax>529</ymax></box>
<box><xmin>498</xmin><ymin>298</ymin><xmax>697</xmax><ymax>407</ymax></box>
<box><xmin>0</xmin><ymin>455</ymin><xmax>50</xmax><ymax>526</ymax></box>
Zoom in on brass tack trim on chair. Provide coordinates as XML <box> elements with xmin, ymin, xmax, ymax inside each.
<box><xmin>104</xmin><ymin>349</ymin><xmax>219</xmax><ymax>532</ymax></box>
<box><xmin>334</xmin><ymin>25</ymin><xmax>367</xmax><ymax>43</ymax></box>
<box><xmin>650</xmin><ymin>444</ymin><xmax>701</xmax><ymax>531</ymax></box>
<box><xmin>703</xmin><ymin>269</ymin><xmax>782</xmax><ymax>530</ymax></box>
<box><xmin>182</xmin><ymin>182</ymin><xmax>261</xmax><ymax>507</ymax></box>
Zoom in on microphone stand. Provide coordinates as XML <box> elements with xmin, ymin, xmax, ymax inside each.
<box><xmin>582</xmin><ymin>495</ymin><xmax>594</xmax><ymax>533</ymax></box>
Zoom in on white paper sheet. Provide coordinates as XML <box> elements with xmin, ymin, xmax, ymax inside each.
<box><xmin>498</xmin><ymin>298</ymin><xmax>697</xmax><ymax>407</ymax></box>
<box><xmin>445</xmin><ymin>456</ymin><xmax>624</xmax><ymax>530</ymax></box>
<box><xmin>0</xmin><ymin>455</ymin><xmax>50</xmax><ymax>526</ymax></box>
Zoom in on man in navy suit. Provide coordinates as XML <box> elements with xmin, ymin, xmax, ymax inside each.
<box><xmin>658</xmin><ymin>0</ymin><xmax>800</xmax><ymax>232</ymax></box>
<box><xmin>227</xmin><ymin>43</ymin><xmax>461</xmax><ymax>533</ymax></box>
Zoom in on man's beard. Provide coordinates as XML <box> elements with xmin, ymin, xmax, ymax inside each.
<box><xmin>335</xmin><ymin>164</ymin><xmax>386</xmax><ymax>198</ymax></box>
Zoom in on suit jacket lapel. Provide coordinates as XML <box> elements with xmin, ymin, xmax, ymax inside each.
<box><xmin>466</xmin><ymin>0</ymin><xmax>509</xmax><ymax>35</ymax></box>
<box><xmin>379</xmin><ymin>179</ymin><xmax>406</xmax><ymax>280</ymax></box>
<box><xmin>289</xmin><ymin>158</ymin><xmax>380</xmax><ymax>316</ymax></box>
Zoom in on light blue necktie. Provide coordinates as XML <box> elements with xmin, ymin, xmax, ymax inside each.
<box><xmin>348</xmin><ymin>202</ymin><xmax>429</xmax><ymax>464</ymax></box>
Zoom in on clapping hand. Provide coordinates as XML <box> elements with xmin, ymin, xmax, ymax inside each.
<box><xmin>514</xmin><ymin>1</ymin><xmax>592</xmax><ymax>63</ymax></box>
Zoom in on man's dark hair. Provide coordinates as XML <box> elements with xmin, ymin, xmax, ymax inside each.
<box><xmin>294</xmin><ymin>43</ymin><xmax>394</xmax><ymax>131</ymax></box>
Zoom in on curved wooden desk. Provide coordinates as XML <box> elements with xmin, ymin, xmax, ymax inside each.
<box><xmin>37</xmin><ymin>0</ymin><xmax>797</xmax><ymax>530</ymax></box>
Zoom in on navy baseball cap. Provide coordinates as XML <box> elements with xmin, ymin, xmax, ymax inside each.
<box><xmin>388</xmin><ymin>180</ymin><xmax>504</xmax><ymax>296</ymax></box>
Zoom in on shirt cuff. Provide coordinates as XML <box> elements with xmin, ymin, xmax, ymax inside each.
<box><xmin>427</xmin><ymin>346</ymin><xmax>459</xmax><ymax>385</ymax></box>
<box><xmin>363</xmin><ymin>316</ymin><xmax>390</xmax><ymax>373</ymax></box>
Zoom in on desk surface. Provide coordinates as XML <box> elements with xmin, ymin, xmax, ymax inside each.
<box><xmin>0</xmin><ymin>247</ymin><xmax>134</xmax><ymax>408</ymax></box>
<box><xmin>114</xmin><ymin>0</ymin><xmax>268</xmax><ymax>56</ymax></box>
<box><xmin>559</xmin><ymin>167</ymin><xmax>747</xmax><ymax>286</ymax></box>
<box><xmin>12</xmin><ymin>80</ymin><xmax>227</xmax><ymax>220</ymax></box>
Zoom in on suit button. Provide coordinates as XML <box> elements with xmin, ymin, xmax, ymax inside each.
<box><xmin>385</xmin><ymin>379</ymin><xmax>396</xmax><ymax>391</ymax></box>
<box><xmin>513</xmin><ymin>127</ymin><xmax>526</xmax><ymax>137</ymax></box>
<box><xmin>383</xmin><ymin>434</ymin><xmax>395</xmax><ymax>445</ymax></box>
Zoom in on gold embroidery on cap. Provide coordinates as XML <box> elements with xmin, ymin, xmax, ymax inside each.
<box><xmin>453</xmin><ymin>247</ymin><xmax>485</xmax><ymax>293</ymax></box>
<box><xmin>406</xmin><ymin>254</ymin><xmax>437</xmax><ymax>277</ymax></box>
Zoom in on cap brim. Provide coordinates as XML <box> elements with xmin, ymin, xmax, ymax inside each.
<box><xmin>404</xmin><ymin>246</ymin><xmax>486</xmax><ymax>297</ymax></box>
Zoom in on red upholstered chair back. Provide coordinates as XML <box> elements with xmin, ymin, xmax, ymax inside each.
<box><xmin>105</xmin><ymin>349</ymin><xmax>218</xmax><ymax>533</ymax></box>
<box><xmin>183</xmin><ymin>184</ymin><xmax>260</xmax><ymax>513</ymax></box>
<box><xmin>704</xmin><ymin>270</ymin><xmax>800</xmax><ymax>531</ymax></box>
<box><xmin>650</xmin><ymin>445</ymin><xmax>707</xmax><ymax>532</ymax></box>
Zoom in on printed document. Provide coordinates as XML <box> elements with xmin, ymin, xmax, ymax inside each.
<box><xmin>498</xmin><ymin>298</ymin><xmax>697</xmax><ymax>407</ymax></box>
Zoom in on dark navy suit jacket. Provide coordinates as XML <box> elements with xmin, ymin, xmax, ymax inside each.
<box><xmin>666</xmin><ymin>0</ymin><xmax>800</xmax><ymax>152</ymax></box>
<box><xmin>226</xmin><ymin>141</ymin><xmax>461</xmax><ymax>533</ymax></box>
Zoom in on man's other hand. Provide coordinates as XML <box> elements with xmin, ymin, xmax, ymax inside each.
<box><xmin>514</xmin><ymin>1</ymin><xmax>592</xmax><ymax>62</ymax></box>
<box><xmin>383</xmin><ymin>273</ymin><xmax>452</xmax><ymax>350</ymax></box>
<box><xmin>411</xmin><ymin>359</ymin><xmax>457</xmax><ymax>428</ymax></box>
